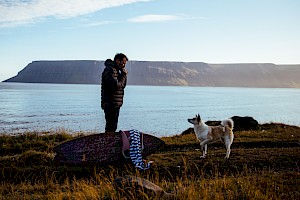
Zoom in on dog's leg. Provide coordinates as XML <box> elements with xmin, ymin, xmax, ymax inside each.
<box><xmin>225</xmin><ymin>145</ymin><xmax>231</xmax><ymax>159</ymax></box>
<box><xmin>200</xmin><ymin>139</ymin><xmax>211</xmax><ymax>158</ymax></box>
<box><xmin>224</xmin><ymin>136</ymin><xmax>231</xmax><ymax>159</ymax></box>
<box><xmin>224</xmin><ymin>132</ymin><xmax>234</xmax><ymax>159</ymax></box>
<box><xmin>200</xmin><ymin>144</ymin><xmax>207</xmax><ymax>158</ymax></box>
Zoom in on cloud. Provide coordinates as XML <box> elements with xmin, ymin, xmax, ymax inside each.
<box><xmin>127</xmin><ymin>14</ymin><xmax>199</xmax><ymax>23</ymax></box>
<box><xmin>128</xmin><ymin>14</ymin><xmax>182</xmax><ymax>23</ymax></box>
<box><xmin>0</xmin><ymin>0</ymin><xmax>151</xmax><ymax>28</ymax></box>
<box><xmin>80</xmin><ymin>20</ymin><xmax>115</xmax><ymax>27</ymax></box>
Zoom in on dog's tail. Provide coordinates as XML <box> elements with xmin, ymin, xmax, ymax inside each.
<box><xmin>221</xmin><ymin>119</ymin><xmax>234</xmax><ymax>130</ymax></box>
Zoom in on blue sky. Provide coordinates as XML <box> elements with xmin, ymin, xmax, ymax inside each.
<box><xmin>0</xmin><ymin>0</ymin><xmax>300</xmax><ymax>82</ymax></box>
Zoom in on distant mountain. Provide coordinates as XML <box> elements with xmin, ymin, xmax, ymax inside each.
<box><xmin>3</xmin><ymin>60</ymin><xmax>300</xmax><ymax>88</ymax></box>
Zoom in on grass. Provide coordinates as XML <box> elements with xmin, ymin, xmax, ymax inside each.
<box><xmin>0</xmin><ymin>123</ymin><xmax>300</xmax><ymax>199</ymax></box>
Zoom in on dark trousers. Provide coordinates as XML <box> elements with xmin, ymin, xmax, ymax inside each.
<box><xmin>104</xmin><ymin>106</ymin><xmax>120</xmax><ymax>132</ymax></box>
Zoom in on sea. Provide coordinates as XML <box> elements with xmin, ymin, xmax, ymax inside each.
<box><xmin>0</xmin><ymin>82</ymin><xmax>299</xmax><ymax>137</ymax></box>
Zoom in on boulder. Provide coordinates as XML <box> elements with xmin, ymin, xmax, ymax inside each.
<box><xmin>230</xmin><ymin>116</ymin><xmax>259</xmax><ymax>131</ymax></box>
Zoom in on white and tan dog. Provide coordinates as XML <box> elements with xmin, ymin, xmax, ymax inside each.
<box><xmin>188</xmin><ymin>114</ymin><xmax>234</xmax><ymax>159</ymax></box>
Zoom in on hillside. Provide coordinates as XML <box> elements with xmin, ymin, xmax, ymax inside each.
<box><xmin>3</xmin><ymin>60</ymin><xmax>300</xmax><ymax>87</ymax></box>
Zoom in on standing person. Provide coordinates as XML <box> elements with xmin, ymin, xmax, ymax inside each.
<box><xmin>101</xmin><ymin>53</ymin><xmax>128</xmax><ymax>133</ymax></box>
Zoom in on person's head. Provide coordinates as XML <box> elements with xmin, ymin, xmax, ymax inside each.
<box><xmin>114</xmin><ymin>53</ymin><xmax>128</xmax><ymax>69</ymax></box>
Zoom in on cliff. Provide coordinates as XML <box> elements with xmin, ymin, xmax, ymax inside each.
<box><xmin>4</xmin><ymin>60</ymin><xmax>102</xmax><ymax>84</ymax></box>
<box><xmin>3</xmin><ymin>60</ymin><xmax>300</xmax><ymax>87</ymax></box>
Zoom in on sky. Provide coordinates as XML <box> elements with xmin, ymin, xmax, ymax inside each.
<box><xmin>0</xmin><ymin>0</ymin><xmax>300</xmax><ymax>82</ymax></box>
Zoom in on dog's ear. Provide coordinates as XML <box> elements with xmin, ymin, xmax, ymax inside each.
<box><xmin>197</xmin><ymin>114</ymin><xmax>200</xmax><ymax>122</ymax></box>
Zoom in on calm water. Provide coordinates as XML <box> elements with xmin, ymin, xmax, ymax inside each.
<box><xmin>0</xmin><ymin>82</ymin><xmax>299</xmax><ymax>137</ymax></box>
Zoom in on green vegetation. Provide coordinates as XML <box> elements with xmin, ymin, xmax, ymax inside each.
<box><xmin>1</xmin><ymin>123</ymin><xmax>300</xmax><ymax>199</ymax></box>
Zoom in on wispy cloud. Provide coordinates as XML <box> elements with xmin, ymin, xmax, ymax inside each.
<box><xmin>0</xmin><ymin>0</ymin><xmax>151</xmax><ymax>28</ymax></box>
<box><xmin>80</xmin><ymin>20</ymin><xmax>115</xmax><ymax>27</ymax></box>
<box><xmin>128</xmin><ymin>14</ymin><xmax>197</xmax><ymax>23</ymax></box>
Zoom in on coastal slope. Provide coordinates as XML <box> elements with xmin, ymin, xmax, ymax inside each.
<box><xmin>4</xmin><ymin>60</ymin><xmax>300</xmax><ymax>87</ymax></box>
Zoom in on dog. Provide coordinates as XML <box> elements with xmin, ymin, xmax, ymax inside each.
<box><xmin>188</xmin><ymin>114</ymin><xmax>234</xmax><ymax>159</ymax></box>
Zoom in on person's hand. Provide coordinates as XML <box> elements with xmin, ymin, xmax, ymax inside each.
<box><xmin>121</xmin><ymin>68</ymin><xmax>128</xmax><ymax>75</ymax></box>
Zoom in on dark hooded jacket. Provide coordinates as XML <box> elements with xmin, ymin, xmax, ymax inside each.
<box><xmin>101</xmin><ymin>59</ymin><xmax>127</xmax><ymax>109</ymax></box>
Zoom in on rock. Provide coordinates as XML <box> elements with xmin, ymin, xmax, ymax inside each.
<box><xmin>181</xmin><ymin>127</ymin><xmax>194</xmax><ymax>135</ymax></box>
<box><xmin>230</xmin><ymin>116</ymin><xmax>259</xmax><ymax>131</ymax></box>
<box><xmin>205</xmin><ymin>120</ymin><xmax>221</xmax><ymax>126</ymax></box>
<box><xmin>114</xmin><ymin>175</ymin><xmax>175</xmax><ymax>199</ymax></box>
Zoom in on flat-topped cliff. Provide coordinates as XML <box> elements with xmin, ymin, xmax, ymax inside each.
<box><xmin>3</xmin><ymin>60</ymin><xmax>300</xmax><ymax>87</ymax></box>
